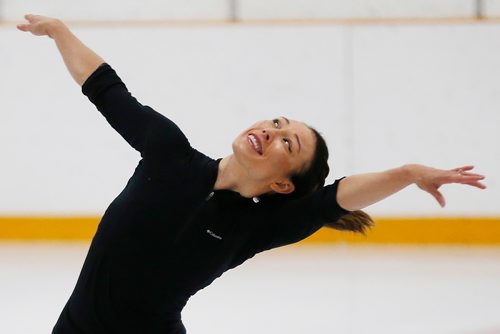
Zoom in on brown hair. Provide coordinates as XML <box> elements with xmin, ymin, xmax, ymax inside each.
<box><xmin>290</xmin><ymin>127</ymin><xmax>374</xmax><ymax>234</ymax></box>
<box><xmin>324</xmin><ymin>210</ymin><xmax>374</xmax><ymax>235</ymax></box>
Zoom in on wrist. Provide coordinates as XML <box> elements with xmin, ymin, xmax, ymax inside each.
<box><xmin>47</xmin><ymin>19</ymin><xmax>66</xmax><ymax>39</ymax></box>
<box><xmin>400</xmin><ymin>164</ymin><xmax>422</xmax><ymax>184</ymax></box>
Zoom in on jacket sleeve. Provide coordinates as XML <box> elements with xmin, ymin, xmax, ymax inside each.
<box><xmin>82</xmin><ymin>63</ymin><xmax>191</xmax><ymax>159</ymax></box>
<box><xmin>261</xmin><ymin>178</ymin><xmax>351</xmax><ymax>251</ymax></box>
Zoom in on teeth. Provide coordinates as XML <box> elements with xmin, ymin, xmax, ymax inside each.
<box><xmin>248</xmin><ymin>134</ymin><xmax>261</xmax><ymax>154</ymax></box>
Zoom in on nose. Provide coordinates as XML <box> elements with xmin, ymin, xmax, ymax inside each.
<box><xmin>261</xmin><ymin>129</ymin><xmax>271</xmax><ymax>141</ymax></box>
<box><xmin>262</xmin><ymin>127</ymin><xmax>287</xmax><ymax>142</ymax></box>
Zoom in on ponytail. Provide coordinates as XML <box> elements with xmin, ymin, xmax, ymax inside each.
<box><xmin>324</xmin><ymin>210</ymin><xmax>374</xmax><ymax>235</ymax></box>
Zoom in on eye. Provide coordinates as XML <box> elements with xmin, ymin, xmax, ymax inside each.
<box><xmin>272</xmin><ymin>119</ymin><xmax>280</xmax><ymax>128</ymax></box>
<box><xmin>284</xmin><ymin>138</ymin><xmax>291</xmax><ymax>152</ymax></box>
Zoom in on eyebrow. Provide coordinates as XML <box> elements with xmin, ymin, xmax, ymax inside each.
<box><xmin>295</xmin><ymin>134</ymin><xmax>301</xmax><ymax>153</ymax></box>
<box><xmin>280</xmin><ymin>116</ymin><xmax>301</xmax><ymax>153</ymax></box>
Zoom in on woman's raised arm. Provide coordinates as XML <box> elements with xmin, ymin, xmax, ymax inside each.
<box><xmin>17</xmin><ymin>14</ymin><xmax>104</xmax><ymax>86</ymax></box>
<box><xmin>337</xmin><ymin>164</ymin><xmax>486</xmax><ymax>211</ymax></box>
<box><xmin>17</xmin><ymin>14</ymin><xmax>191</xmax><ymax>157</ymax></box>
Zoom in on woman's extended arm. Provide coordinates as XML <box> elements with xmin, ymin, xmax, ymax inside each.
<box><xmin>17</xmin><ymin>14</ymin><xmax>103</xmax><ymax>86</ymax></box>
<box><xmin>17</xmin><ymin>14</ymin><xmax>191</xmax><ymax>157</ymax></box>
<box><xmin>337</xmin><ymin>164</ymin><xmax>486</xmax><ymax>211</ymax></box>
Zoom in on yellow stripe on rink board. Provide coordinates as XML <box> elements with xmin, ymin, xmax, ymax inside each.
<box><xmin>0</xmin><ymin>217</ymin><xmax>100</xmax><ymax>240</ymax></box>
<box><xmin>0</xmin><ymin>216</ymin><xmax>500</xmax><ymax>244</ymax></box>
<box><xmin>305</xmin><ymin>217</ymin><xmax>500</xmax><ymax>245</ymax></box>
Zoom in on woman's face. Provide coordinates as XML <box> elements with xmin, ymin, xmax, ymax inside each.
<box><xmin>232</xmin><ymin>117</ymin><xmax>316</xmax><ymax>193</ymax></box>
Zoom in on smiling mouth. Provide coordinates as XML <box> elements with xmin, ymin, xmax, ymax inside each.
<box><xmin>247</xmin><ymin>134</ymin><xmax>263</xmax><ymax>155</ymax></box>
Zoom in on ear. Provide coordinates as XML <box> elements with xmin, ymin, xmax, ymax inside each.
<box><xmin>270</xmin><ymin>180</ymin><xmax>295</xmax><ymax>195</ymax></box>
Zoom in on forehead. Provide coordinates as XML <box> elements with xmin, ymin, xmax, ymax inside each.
<box><xmin>287</xmin><ymin>118</ymin><xmax>308</xmax><ymax>131</ymax></box>
<box><xmin>288</xmin><ymin>119</ymin><xmax>314</xmax><ymax>141</ymax></box>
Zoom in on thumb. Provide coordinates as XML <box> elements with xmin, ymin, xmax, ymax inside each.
<box><xmin>429</xmin><ymin>188</ymin><xmax>445</xmax><ymax>208</ymax></box>
<box><xmin>17</xmin><ymin>24</ymin><xmax>29</xmax><ymax>32</ymax></box>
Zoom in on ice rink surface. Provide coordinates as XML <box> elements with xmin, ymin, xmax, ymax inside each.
<box><xmin>1</xmin><ymin>242</ymin><xmax>499</xmax><ymax>334</ymax></box>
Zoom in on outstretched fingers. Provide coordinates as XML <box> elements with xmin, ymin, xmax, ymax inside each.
<box><xmin>16</xmin><ymin>14</ymin><xmax>56</xmax><ymax>36</ymax></box>
<box><xmin>452</xmin><ymin>165</ymin><xmax>475</xmax><ymax>173</ymax></box>
<box><xmin>24</xmin><ymin>14</ymin><xmax>41</xmax><ymax>23</ymax></box>
<box><xmin>16</xmin><ymin>24</ymin><xmax>28</xmax><ymax>32</ymax></box>
<box><xmin>457</xmin><ymin>176</ymin><xmax>487</xmax><ymax>189</ymax></box>
<box><xmin>416</xmin><ymin>164</ymin><xmax>486</xmax><ymax>208</ymax></box>
<box><xmin>444</xmin><ymin>166</ymin><xmax>486</xmax><ymax>188</ymax></box>
<box><xmin>17</xmin><ymin>14</ymin><xmax>35</xmax><ymax>32</ymax></box>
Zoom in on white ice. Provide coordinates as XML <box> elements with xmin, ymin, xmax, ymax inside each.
<box><xmin>1</xmin><ymin>243</ymin><xmax>499</xmax><ymax>334</ymax></box>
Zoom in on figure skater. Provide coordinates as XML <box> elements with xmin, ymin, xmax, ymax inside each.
<box><xmin>17</xmin><ymin>14</ymin><xmax>486</xmax><ymax>334</ymax></box>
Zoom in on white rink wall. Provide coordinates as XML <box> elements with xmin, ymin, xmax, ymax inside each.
<box><xmin>238</xmin><ymin>0</ymin><xmax>477</xmax><ymax>20</ymax></box>
<box><xmin>3</xmin><ymin>0</ymin><xmax>500</xmax><ymax>21</ymax></box>
<box><xmin>1</xmin><ymin>0</ymin><xmax>230</xmax><ymax>21</ymax></box>
<box><xmin>1</xmin><ymin>23</ymin><xmax>499</xmax><ymax>216</ymax></box>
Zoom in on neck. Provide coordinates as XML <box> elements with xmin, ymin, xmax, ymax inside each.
<box><xmin>213</xmin><ymin>155</ymin><xmax>269</xmax><ymax>198</ymax></box>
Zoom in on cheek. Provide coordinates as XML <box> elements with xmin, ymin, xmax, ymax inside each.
<box><xmin>232</xmin><ymin>137</ymin><xmax>248</xmax><ymax>161</ymax></box>
<box><xmin>267</xmin><ymin>144</ymin><xmax>293</xmax><ymax>170</ymax></box>
<box><xmin>232</xmin><ymin>138</ymin><xmax>295</xmax><ymax>179</ymax></box>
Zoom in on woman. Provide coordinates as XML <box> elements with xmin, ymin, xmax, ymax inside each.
<box><xmin>17</xmin><ymin>15</ymin><xmax>486</xmax><ymax>334</ymax></box>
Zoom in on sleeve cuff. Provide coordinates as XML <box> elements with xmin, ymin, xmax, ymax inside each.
<box><xmin>81</xmin><ymin>63</ymin><xmax>123</xmax><ymax>104</ymax></box>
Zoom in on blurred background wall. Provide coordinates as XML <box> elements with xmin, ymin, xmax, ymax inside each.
<box><xmin>3</xmin><ymin>0</ymin><xmax>500</xmax><ymax>21</ymax></box>
<box><xmin>2</xmin><ymin>5</ymin><xmax>500</xmax><ymax>334</ymax></box>
<box><xmin>1</xmin><ymin>0</ymin><xmax>499</xmax><ymax>241</ymax></box>
<box><xmin>2</xmin><ymin>5</ymin><xmax>499</xmax><ymax>334</ymax></box>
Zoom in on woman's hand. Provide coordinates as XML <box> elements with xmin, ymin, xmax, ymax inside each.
<box><xmin>17</xmin><ymin>14</ymin><xmax>64</xmax><ymax>38</ymax></box>
<box><xmin>410</xmin><ymin>164</ymin><xmax>486</xmax><ymax>207</ymax></box>
<box><xmin>17</xmin><ymin>14</ymin><xmax>104</xmax><ymax>86</ymax></box>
